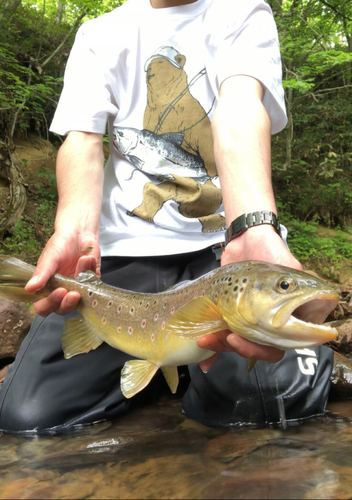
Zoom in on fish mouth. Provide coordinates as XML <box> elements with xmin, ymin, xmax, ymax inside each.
<box><xmin>271</xmin><ymin>290</ymin><xmax>339</xmax><ymax>343</ymax></box>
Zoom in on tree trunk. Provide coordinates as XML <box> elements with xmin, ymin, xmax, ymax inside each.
<box><xmin>283</xmin><ymin>87</ymin><xmax>293</xmax><ymax>171</ymax></box>
<box><xmin>0</xmin><ymin>141</ymin><xmax>27</xmax><ymax>239</ymax></box>
<box><xmin>56</xmin><ymin>0</ymin><xmax>65</xmax><ymax>23</ymax></box>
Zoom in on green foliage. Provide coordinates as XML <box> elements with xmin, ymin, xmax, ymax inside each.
<box><xmin>0</xmin><ymin>0</ymin><xmax>351</xmax><ymax>269</ymax></box>
<box><xmin>37</xmin><ymin>166</ymin><xmax>57</xmax><ymax>199</ymax></box>
<box><xmin>281</xmin><ymin>212</ymin><xmax>352</xmax><ymax>280</ymax></box>
<box><xmin>0</xmin><ymin>193</ymin><xmax>57</xmax><ymax>264</ymax></box>
<box><xmin>270</xmin><ymin>0</ymin><xmax>352</xmax><ymax>230</ymax></box>
<box><xmin>1</xmin><ymin>219</ymin><xmax>39</xmax><ymax>256</ymax></box>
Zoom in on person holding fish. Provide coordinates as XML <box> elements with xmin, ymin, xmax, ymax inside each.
<box><xmin>0</xmin><ymin>0</ymin><xmax>334</xmax><ymax>432</ymax></box>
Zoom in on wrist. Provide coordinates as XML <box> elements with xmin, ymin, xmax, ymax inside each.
<box><xmin>225</xmin><ymin>210</ymin><xmax>281</xmax><ymax>246</ymax></box>
<box><xmin>55</xmin><ymin>204</ymin><xmax>101</xmax><ymax>237</ymax></box>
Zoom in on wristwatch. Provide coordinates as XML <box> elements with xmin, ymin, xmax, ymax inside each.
<box><xmin>225</xmin><ymin>211</ymin><xmax>281</xmax><ymax>246</ymax></box>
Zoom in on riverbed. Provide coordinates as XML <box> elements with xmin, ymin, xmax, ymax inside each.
<box><xmin>1</xmin><ymin>397</ymin><xmax>352</xmax><ymax>499</ymax></box>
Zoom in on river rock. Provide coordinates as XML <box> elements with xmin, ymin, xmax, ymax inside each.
<box><xmin>327</xmin><ymin>318</ymin><xmax>352</xmax><ymax>357</ymax></box>
<box><xmin>0</xmin><ymin>296</ymin><xmax>32</xmax><ymax>358</ymax></box>
<box><xmin>330</xmin><ymin>351</ymin><xmax>352</xmax><ymax>400</ymax></box>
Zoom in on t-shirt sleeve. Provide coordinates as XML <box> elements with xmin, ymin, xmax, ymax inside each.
<box><xmin>206</xmin><ymin>1</ymin><xmax>287</xmax><ymax>134</ymax></box>
<box><xmin>50</xmin><ymin>24</ymin><xmax>118</xmax><ymax>136</ymax></box>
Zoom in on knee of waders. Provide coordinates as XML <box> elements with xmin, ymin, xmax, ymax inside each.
<box><xmin>183</xmin><ymin>347</ymin><xmax>334</xmax><ymax>428</ymax></box>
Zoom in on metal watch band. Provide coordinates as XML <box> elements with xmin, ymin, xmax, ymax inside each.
<box><xmin>225</xmin><ymin>211</ymin><xmax>281</xmax><ymax>246</ymax></box>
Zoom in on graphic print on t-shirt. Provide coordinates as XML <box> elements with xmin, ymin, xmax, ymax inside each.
<box><xmin>112</xmin><ymin>46</ymin><xmax>225</xmax><ymax>233</ymax></box>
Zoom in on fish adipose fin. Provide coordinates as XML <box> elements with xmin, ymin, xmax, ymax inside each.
<box><xmin>166</xmin><ymin>296</ymin><xmax>228</xmax><ymax>339</ymax></box>
<box><xmin>161</xmin><ymin>366</ymin><xmax>179</xmax><ymax>394</ymax></box>
<box><xmin>121</xmin><ymin>360</ymin><xmax>159</xmax><ymax>399</ymax></box>
<box><xmin>62</xmin><ymin>316</ymin><xmax>103</xmax><ymax>359</ymax></box>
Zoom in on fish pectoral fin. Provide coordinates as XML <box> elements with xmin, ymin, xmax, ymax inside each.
<box><xmin>161</xmin><ymin>366</ymin><xmax>179</xmax><ymax>394</ymax></box>
<box><xmin>62</xmin><ymin>316</ymin><xmax>103</xmax><ymax>359</ymax></box>
<box><xmin>121</xmin><ymin>360</ymin><xmax>159</xmax><ymax>399</ymax></box>
<box><xmin>248</xmin><ymin>358</ymin><xmax>257</xmax><ymax>372</ymax></box>
<box><xmin>166</xmin><ymin>296</ymin><xmax>228</xmax><ymax>339</ymax></box>
<box><xmin>129</xmin><ymin>155</ymin><xmax>144</xmax><ymax>169</ymax></box>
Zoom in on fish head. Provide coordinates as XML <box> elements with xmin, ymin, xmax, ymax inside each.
<box><xmin>113</xmin><ymin>127</ymin><xmax>138</xmax><ymax>155</ymax></box>
<box><xmin>215</xmin><ymin>261</ymin><xmax>339</xmax><ymax>350</ymax></box>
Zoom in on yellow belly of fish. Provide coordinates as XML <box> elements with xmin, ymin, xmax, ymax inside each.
<box><xmin>92</xmin><ymin>319</ymin><xmax>214</xmax><ymax>366</ymax></box>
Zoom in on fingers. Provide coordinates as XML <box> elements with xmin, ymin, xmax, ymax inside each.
<box><xmin>196</xmin><ymin>331</ymin><xmax>231</xmax><ymax>352</ymax></box>
<box><xmin>25</xmin><ymin>253</ymin><xmax>61</xmax><ymax>294</ymax></box>
<box><xmin>33</xmin><ymin>290</ymin><xmax>81</xmax><ymax>317</ymax></box>
<box><xmin>226</xmin><ymin>333</ymin><xmax>284</xmax><ymax>363</ymax></box>
<box><xmin>198</xmin><ymin>353</ymin><xmax>219</xmax><ymax>373</ymax></box>
<box><xmin>24</xmin><ymin>232</ymin><xmax>101</xmax><ymax>317</ymax></box>
<box><xmin>76</xmin><ymin>254</ymin><xmax>100</xmax><ymax>277</ymax></box>
<box><xmin>196</xmin><ymin>330</ymin><xmax>284</xmax><ymax>364</ymax></box>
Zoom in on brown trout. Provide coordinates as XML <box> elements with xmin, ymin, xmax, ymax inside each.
<box><xmin>0</xmin><ymin>255</ymin><xmax>339</xmax><ymax>398</ymax></box>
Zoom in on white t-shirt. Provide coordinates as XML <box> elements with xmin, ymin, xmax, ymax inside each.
<box><xmin>50</xmin><ymin>0</ymin><xmax>287</xmax><ymax>257</ymax></box>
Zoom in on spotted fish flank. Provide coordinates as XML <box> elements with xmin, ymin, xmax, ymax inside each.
<box><xmin>0</xmin><ymin>255</ymin><xmax>340</xmax><ymax>399</ymax></box>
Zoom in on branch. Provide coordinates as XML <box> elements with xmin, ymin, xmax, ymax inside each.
<box><xmin>0</xmin><ymin>0</ymin><xmax>22</xmax><ymax>28</ymax></box>
<box><xmin>319</xmin><ymin>0</ymin><xmax>352</xmax><ymax>22</ymax></box>
<box><xmin>312</xmin><ymin>84</ymin><xmax>352</xmax><ymax>95</ymax></box>
<box><xmin>41</xmin><ymin>11</ymin><xmax>88</xmax><ymax>68</ymax></box>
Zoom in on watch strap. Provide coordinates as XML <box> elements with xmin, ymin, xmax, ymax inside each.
<box><xmin>225</xmin><ymin>211</ymin><xmax>281</xmax><ymax>246</ymax></box>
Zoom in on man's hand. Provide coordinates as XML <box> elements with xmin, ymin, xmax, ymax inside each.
<box><xmin>198</xmin><ymin>330</ymin><xmax>285</xmax><ymax>373</ymax></box>
<box><xmin>25</xmin><ymin>131</ymin><xmax>104</xmax><ymax>317</ymax></box>
<box><xmin>196</xmin><ymin>226</ymin><xmax>302</xmax><ymax>371</ymax></box>
<box><xmin>25</xmin><ymin>231</ymin><xmax>100</xmax><ymax>316</ymax></box>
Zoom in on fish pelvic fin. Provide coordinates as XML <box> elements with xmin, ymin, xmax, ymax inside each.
<box><xmin>166</xmin><ymin>296</ymin><xmax>228</xmax><ymax>339</ymax></box>
<box><xmin>248</xmin><ymin>358</ymin><xmax>257</xmax><ymax>372</ymax></box>
<box><xmin>62</xmin><ymin>315</ymin><xmax>103</xmax><ymax>359</ymax></box>
<box><xmin>121</xmin><ymin>360</ymin><xmax>159</xmax><ymax>399</ymax></box>
<box><xmin>161</xmin><ymin>366</ymin><xmax>179</xmax><ymax>394</ymax></box>
<box><xmin>0</xmin><ymin>255</ymin><xmax>38</xmax><ymax>303</ymax></box>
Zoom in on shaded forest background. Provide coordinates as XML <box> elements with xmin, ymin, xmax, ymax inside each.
<box><xmin>0</xmin><ymin>0</ymin><xmax>351</xmax><ymax>280</ymax></box>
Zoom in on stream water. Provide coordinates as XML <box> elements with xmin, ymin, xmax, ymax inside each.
<box><xmin>1</xmin><ymin>398</ymin><xmax>352</xmax><ymax>499</ymax></box>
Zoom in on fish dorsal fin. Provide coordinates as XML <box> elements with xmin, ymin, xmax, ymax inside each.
<box><xmin>120</xmin><ymin>360</ymin><xmax>159</xmax><ymax>399</ymax></box>
<box><xmin>166</xmin><ymin>296</ymin><xmax>228</xmax><ymax>339</ymax></box>
<box><xmin>62</xmin><ymin>315</ymin><xmax>103</xmax><ymax>359</ymax></box>
<box><xmin>165</xmin><ymin>279</ymin><xmax>191</xmax><ymax>292</ymax></box>
<box><xmin>75</xmin><ymin>271</ymin><xmax>102</xmax><ymax>285</ymax></box>
<box><xmin>160</xmin><ymin>132</ymin><xmax>184</xmax><ymax>146</ymax></box>
<box><xmin>161</xmin><ymin>366</ymin><xmax>179</xmax><ymax>394</ymax></box>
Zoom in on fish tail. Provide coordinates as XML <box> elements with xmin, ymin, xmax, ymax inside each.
<box><xmin>0</xmin><ymin>254</ymin><xmax>40</xmax><ymax>303</ymax></box>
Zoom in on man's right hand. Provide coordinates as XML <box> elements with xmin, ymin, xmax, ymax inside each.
<box><xmin>25</xmin><ymin>230</ymin><xmax>100</xmax><ymax>317</ymax></box>
<box><xmin>25</xmin><ymin>131</ymin><xmax>105</xmax><ymax>317</ymax></box>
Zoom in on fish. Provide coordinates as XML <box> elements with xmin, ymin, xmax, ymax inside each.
<box><xmin>113</xmin><ymin>126</ymin><xmax>210</xmax><ymax>183</ymax></box>
<box><xmin>0</xmin><ymin>255</ymin><xmax>339</xmax><ymax>399</ymax></box>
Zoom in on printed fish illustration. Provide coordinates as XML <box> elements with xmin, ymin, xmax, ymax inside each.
<box><xmin>0</xmin><ymin>255</ymin><xmax>339</xmax><ymax>399</ymax></box>
<box><xmin>113</xmin><ymin>126</ymin><xmax>211</xmax><ymax>183</ymax></box>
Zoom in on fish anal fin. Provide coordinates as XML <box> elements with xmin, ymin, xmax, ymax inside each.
<box><xmin>62</xmin><ymin>315</ymin><xmax>103</xmax><ymax>359</ymax></box>
<box><xmin>166</xmin><ymin>296</ymin><xmax>228</xmax><ymax>339</ymax></box>
<box><xmin>121</xmin><ymin>360</ymin><xmax>159</xmax><ymax>399</ymax></box>
<box><xmin>161</xmin><ymin>366</ymin><xmax>179</xmax><ymax>394</ymax></box>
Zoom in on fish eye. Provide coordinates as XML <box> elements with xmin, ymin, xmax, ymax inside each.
<box><xmin>276</xmin><ymin>276</ymin><xmax>296</xmax><ymax>293</ymax></box>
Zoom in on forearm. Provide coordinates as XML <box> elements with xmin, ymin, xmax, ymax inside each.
<box><xmin>55</xmin><ymin>131</ymin><xmax>105</xmax><ymax>238</ymax></box>
<box><xmin>212</xmin><ymin>76</ymin><xmax>276</xmax><ymax>225</ymax></box>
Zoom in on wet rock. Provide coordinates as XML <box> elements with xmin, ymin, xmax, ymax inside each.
<box><xmin>203</xmin><ymin>430</ymin><xmax>280</xmax><ymax>463</ymax></box>
<box><xmin>0</xmin><ymin>297</ymin><xmax>32</xmax><ymax>359</ymax></box>
<box><xmin>330</xmin><ymin>351</ymin><xmax>352</xmax><ymax>400</ymax></box>
<box><xmin>327</xmin><ymin>318</ymin><xmax>352</xmax><ymax>357</ymax></box>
